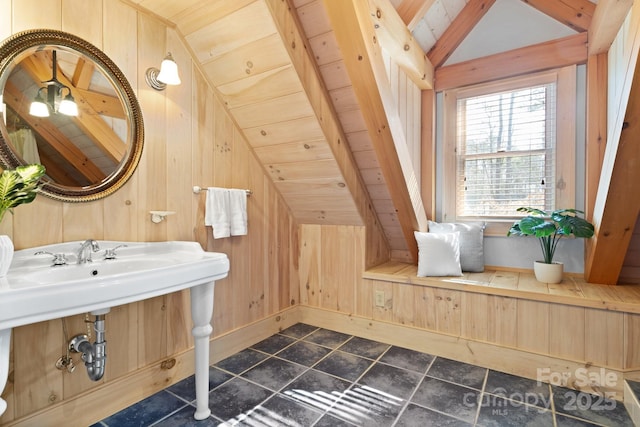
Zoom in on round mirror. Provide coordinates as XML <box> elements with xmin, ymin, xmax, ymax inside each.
<box><xmin>0</xmin><ymin>29</ymin><xmax>143</xmax><ymax>202</ymax></box>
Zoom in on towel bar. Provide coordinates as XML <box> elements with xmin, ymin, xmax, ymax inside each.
<box><xmin>192</xmin><ymin>186</ymin><xmax>252</xmax><ymax>196</ymax></box>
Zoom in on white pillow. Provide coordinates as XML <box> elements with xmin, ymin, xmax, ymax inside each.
<box><xmin>414</xmin><ymin>231</ymin><xmax>462</xmax><ymax>277</ymax></box>
<box><xmin>428</xmin><ymin>221</ymin><xmax>485</xmax><ymax>272</ymax></box>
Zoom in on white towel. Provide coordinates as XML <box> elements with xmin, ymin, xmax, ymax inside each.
<box><xmin>229</xmin><ymin>189</ymin><xmax>247</xmax><ymax>236</ymax></box>
<box><xmin>10</xmin><ymin>129</ymin><xmax>41</xmax><ymax>164</ymax></box>
<box><xmin>205</xmin><ymin>188</ymin><xmax>230</xmax><ymax>239</ymax></box>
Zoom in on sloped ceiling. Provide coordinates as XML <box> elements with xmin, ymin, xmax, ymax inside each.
<box><xmin>442</xmin><ymin>0</ymin><xmax>577</xmax><ymax>64</ymax></box>
<box><xmin>133</xmin><ymin>0</ymin><xmax>372</xmax><ymax>227</ymax></box>
<box><xmin>132</xmin><ymin>0</ymin><xmax>636</xmax><ymax>280</ymax></box>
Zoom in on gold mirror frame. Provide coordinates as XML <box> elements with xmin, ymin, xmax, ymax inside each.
<box><xmin>0</xmin><ymin>29</ymin><xmax>143</xmax><ymax>202</ymax></box>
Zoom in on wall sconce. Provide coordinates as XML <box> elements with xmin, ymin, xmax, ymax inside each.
<box><xmin>29</xmin><ymin>50</ymin><xmax>78</xmax><ymax>118</ymax></box>
<box><xmin>145</xmin><ymin>52</ymin><xmax>181</xmax><ymax>91</ymax></box>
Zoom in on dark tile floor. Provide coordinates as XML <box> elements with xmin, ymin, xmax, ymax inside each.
<box><xmin>93</xmin><ymin>324</ymin><xmax>634</xmax><ymax>426</ymax></box>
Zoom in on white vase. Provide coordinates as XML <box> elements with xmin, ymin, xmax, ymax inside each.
<box><xmin>0</xmin><ymin>235</ymin><xmax>14</xmax><ymax>277</ymax></box>
<box><xmin>534</xmin><ymin>261</ymin><xmax>563</xmax><ymax>284</ymax></box>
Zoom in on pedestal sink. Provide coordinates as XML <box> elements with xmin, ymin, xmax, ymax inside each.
<box><xmin>0</xmin><ymin>240</ymin><xmax>229</xmax><ymax>420</ymax></box>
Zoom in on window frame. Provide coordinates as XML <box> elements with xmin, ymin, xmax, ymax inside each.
<box><xmin>442</xmin><ymin>66</ymin><xmax>576</xmax><ymax>236</ymax></box>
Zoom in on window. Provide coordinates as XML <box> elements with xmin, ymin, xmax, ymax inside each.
<box><xmin>442</xmin><ymin>67</ymin><xmax>576</xmax><ymax>234</ymax></box>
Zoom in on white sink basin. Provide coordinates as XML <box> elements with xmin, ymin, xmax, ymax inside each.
<box><xmin>0</xmin><ymin>240</ymin><xmax>229</xmax><ymax>420</ymax></box>
<box><xmin>0</xmin><ymin>240</ymin><xmax>229</xmax><ymax>329</ymax></box>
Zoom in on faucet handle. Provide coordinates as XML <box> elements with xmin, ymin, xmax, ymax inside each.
<box><xmin>34</xmin><ymin>251</ymin><xmax>68</xmax><ymax>266</ymax></box>
<box><xmin>103</xmin><ymin>244</ymin><xmax>128</xmax><ymax>260</ymax></box>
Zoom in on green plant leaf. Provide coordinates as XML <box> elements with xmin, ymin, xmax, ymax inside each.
<box><xmin>0</xmin><ymin>164</ymin><xmax>46</xmax><ymax>222</ymax></box>
<box><xmin>507</xmin><ymin>206</ymin><xmax>595</xmax><ymax>263</ymax></box>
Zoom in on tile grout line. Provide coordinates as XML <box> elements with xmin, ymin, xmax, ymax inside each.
<box><xmin>389</xmin><ymin>354</ymin><xmax>436</xmax><ymax>427</ymax></box>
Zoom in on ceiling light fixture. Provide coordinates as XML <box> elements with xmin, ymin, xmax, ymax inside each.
<box><xmin>29</xmin><ymin>50</ymin><xmax>78</xmax><ymax>118</ymax></box>
<box><xmin>145</xmin><ymin>52</ymin><xmax>181</xmax><ymax>91</ymax></box>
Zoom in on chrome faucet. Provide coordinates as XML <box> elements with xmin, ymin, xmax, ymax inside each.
<box><xmin>77</xmin><ymin>239</ymin><xmax>100</xmax><ymax>264</ymax></box>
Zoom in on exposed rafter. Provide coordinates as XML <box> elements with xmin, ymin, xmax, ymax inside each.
<box><xmin>588</xmin><ymin>0</ymin><xmax>633</xmax><ymax>55</ymax></box>
<box><xmin>585</xmin><ymin>55</ymin><xmax>640</xmax><ymax>285</ymax></box>
<box><xmin>521</xmin><ymin>0</ymin><xmax>595</xmax><ymax>32</ymax></box>
<box><xmin>324</xmin><ymin>0</ymin><xmax>429</xmax><ymax>262</ymax></box>
<box><xmin>397</xmin><ymin>0</ymin><xmax>436</xmax><ymax>31</ymax></box>
<box><xmin>21</xmin><ymin>51</ymin><xmax>126</xmax><ymax>163</ymax></box>
<box><xmin>427</xmin><ymin>0</ymin><xmax>496</xmax><ymax>69</ymax></box>
<box><xmin>585</xmin><ymin>5</ymin><xmax>640</xmax><ymax>285</ymax></box>
<box><xmin>584</xmin><ymin>53</ymin><xmax>607</xmax><ymax>221</ymax></box>
<box><xmin>368</xmin><ymin>0</ymin><xmax>434</xmax><ymax>89</ymax></box>
<box><xmin>3</xmin><ymin>82</ymin><xmax>107</xmax><ymax>184</ymax></box>
<box><xmin>435</xmin><ymin>32</ymin><xmax>588</xmax><ymax>91</ymax></box>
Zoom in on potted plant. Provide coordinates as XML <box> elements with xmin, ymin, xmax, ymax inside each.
<box><xmin>507</xmin><ymin>207</ymin><xmax>594</xmax><ymax>283</ymax></box>
<box><xmin>0</xmin><ymin>164</ymin><xmax>46</xmax><ymax>276</ymax></box>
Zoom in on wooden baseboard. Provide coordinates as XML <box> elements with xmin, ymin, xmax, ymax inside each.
<box><xmin>299</xmin><ymin>305</ymin><xmax>627</xmax><ymax>401</ymax></box>
<box><xmin>7</xmin><ymin>304</ymin><xmax>633</xmax><ymax>426</ymax></box>
<box><xmin>4</xmin><ymin>307</ymin><xmax>301</xmax><ymax>427</ymax></box>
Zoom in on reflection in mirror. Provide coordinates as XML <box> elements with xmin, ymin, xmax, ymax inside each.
<box><xmin>5</xmin><ymin>48</ymin><xmax>126</xmax><ymax>187</ymax></box>
<box><xmin>0</xmin><ymin>29</ymin><xmax>143</xmax><ymax>202</ymax></box>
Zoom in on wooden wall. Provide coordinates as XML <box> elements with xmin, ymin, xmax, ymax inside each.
<box><xmin>621</xmin><ymin>216</ymin><xmax>640</xmax><ymax>284</ymax></box>
<box><xmin>298</xmin><ymin>231</ymin><xmax>640</xmax><ymax>399</ymax></box>
<box><xmin>0</xmin><ymin>0</ymin><xmax>298</xmax><ymax>424</ymax></box>
<box><xmin>384</xmin><ymin>49</ymin><xmax>422</xmax><ymax>186</ymax></box>
<box><xmin>596</xmin><ymin>1</ymin><xmax>640</xmax><ymax>284</ymax></box>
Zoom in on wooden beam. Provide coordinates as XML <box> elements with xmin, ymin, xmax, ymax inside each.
<box><xmin>584</xmin><ymin>53</ymin><xmax>607</xmax><ymax>221</ymax></box>
<box><xmin>368</xmin><ymin>0</ymin><xmax>434</xmax><ymax>89</ymax></box>
<box><xmin>585</xmin><ymin>55</ymin><xmax>640</xmax><ymax>285</ymax></box>
<box><xmin>21</xmin><ymin>52</ymin><xmax>126</xmax><ymax>163</ymax></box>
<box><xmin>4</xmin><ymin>82</ymin><xmax>106</xmax><ymax>184</ymax></box>
<box><xmin>435</xmin><ymin>32</ymin><xmax>588</xmax><ymax>91</ymax></box>
<box><xmin>396</xmin><ymin>0</ymin><xmax>436</xmax><ymax>30</ymax></box>
<box><xmin>420</xmin><ymin>89</ymin><xmax>435</xmax><ymax>220</ymax></box>
<box><xmin>35</xmin><ymin>149</ymin><xmax>83</xmax><ymax>186</ymax></box>
<box><xmin>324</xmin><ymin>0</ymin><xmax>430</xmax><ymax>262</ymax></box>
<box><xmin>521</xmin><ymin>0</ymin><xmax>595</xmax><ymax>32</ymax></box>
<box><xmin>75</xmin><ymin>88</ymin><xmax>126</xmax><ymax>119</ymax></box>
<box><xmin>71</xmin><ymin>57</ymin><xmax>94</xmax><ymax>89</ymax></box>
<box><xmin>264</xmin><ymin>0</ymin><xmax>390</xmax><ymax>237</ymax></box>
<box><xmin>585</xmin><ymin>2</ymin><xmax>640</xmax><ymax>285</ymax></box>
<box><xmin>588</xmin><ymin>0</ymin><xmax>633</xmax><ymax>55</ymax></box>
<box><xmin>427</xmin><ymin>0</ymin><xmax>496</xmax><ymax>68</ymax></box>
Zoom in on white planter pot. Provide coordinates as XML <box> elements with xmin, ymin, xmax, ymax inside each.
<box><xmin>534</xmin><ymin>261</ymin><xmax>563</xmax><ymax>284</ymax></box>
<box><xmin>0</xmin><ymin>236</ymin><xmax>13</xmax><ymax>277</ymax></box>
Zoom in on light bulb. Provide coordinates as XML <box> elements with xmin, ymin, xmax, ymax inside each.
<box><xmin>59</xmin><ymin>93</ymin><xmax>78</xmax><ymax>116</ymax></box>
<box><xmin>29</xmin><ymin>92</ymin><xmax>49</xmax><ymax>117</ymax></box>
<box><xmin>156</xmin><ymin>54</ymin><xmax>181</xmax><ymax>85</ymax></box>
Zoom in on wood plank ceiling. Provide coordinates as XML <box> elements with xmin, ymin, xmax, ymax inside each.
<box><xmin>134</xmin><ymin>0</ymin><xmax>373</xmax><ymax>230</ymax></box>
<box><xmin>133</xmin><ymin>0</ymin><xmax>427</xmax><ymax>261</ymax></box>
<box><xmin>132</xmin><ymin>0</ymin><xmax>639</xmax><ymax>281</ymax></box>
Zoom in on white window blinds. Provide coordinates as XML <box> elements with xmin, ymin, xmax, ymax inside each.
<box><xmin>455</xmin><ymin>83</ymin><xmax>556</xmax><ymax>218</ymax></box>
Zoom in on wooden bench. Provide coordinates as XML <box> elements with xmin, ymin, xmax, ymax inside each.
<box><xmin>364</xmin><ymin>260</ymin><xmax>640</xmax><ymax>314</ymax></box>
<box><xmin>354</xmin><ymin>261</ymin><xmax>640</xmax><ymax>401</ymax></box>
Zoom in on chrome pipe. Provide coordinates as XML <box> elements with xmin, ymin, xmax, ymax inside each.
<box><xmin>69</xmin><ymin>314</ymin><xmax>107</xmax><ymax>381</ymax></box>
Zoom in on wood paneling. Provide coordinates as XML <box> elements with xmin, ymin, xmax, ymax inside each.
<box><xmin>296</xmin><ymin>0</ymin><xmax>412</xmax><ymax>261</ymax></box>
<box><xmin>586</xmin><ymin>2</ymin><xmax>640</xmax><ymax>285</ymax></box>
<box><xmin>324</xmin><ymin>0</ymin><xmax>428</xmax><ymax>261</ymax></box>
<box><xmin>301</xmin><ymin>305</ymin><xmax>630</xmax><ymax>399</ymax></box>
<box><xmin>299</xmin><ymin>246</ymin><xmax>640</xmax><ymax>401</ymax></box>
<box><xmin>0</xmin><ymin>1</ymin><xmax>299</xmax><ymax>424</ymax></box>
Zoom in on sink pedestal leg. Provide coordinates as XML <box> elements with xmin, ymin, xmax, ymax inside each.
<box><xmin>190</xmin><ymin>281</ymin><xmax>214</xmax><ymax>420</ymax></box>
<box><xmin>0</xmin><ymin>328</ymin><xmax>10</xmax><ymax>416</ymax></box>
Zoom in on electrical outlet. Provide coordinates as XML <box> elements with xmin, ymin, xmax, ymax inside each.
<box><xmin>374</xmin><ymin>290</ymin><xmax>385</xmax><ymax>307</ymax></box>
